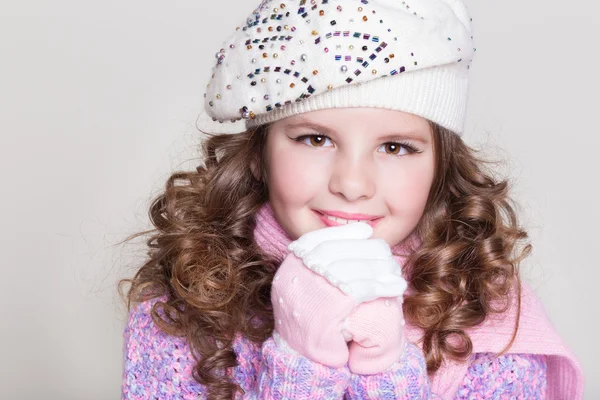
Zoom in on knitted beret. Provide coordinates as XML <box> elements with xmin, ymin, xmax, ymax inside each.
<box><xmin>203</xmin><ymin>0</ymin><xmax>475</xmax><ymax>135</ymax></box>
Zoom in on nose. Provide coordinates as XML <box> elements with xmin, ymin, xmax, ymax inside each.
<box><xmin>328</xmin><ymin>152</ymin><xmax>376</xmax><ymax>202</ymax></box>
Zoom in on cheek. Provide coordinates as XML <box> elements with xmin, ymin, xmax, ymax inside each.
<box><xmin>267</xmin><ymin>146</ymin><xmax>328</xmax><ymax>205</ymax></box>
<box><xmin>384</xmin><ymin>163</ymin><xmax>434</xmax><ymax>214</ymax></box>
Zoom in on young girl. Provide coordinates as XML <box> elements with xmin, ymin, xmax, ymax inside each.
<box><xmin>121</xmin><ymin>0</ymin><xmax>584</xmax><ymax>398</ymax></box>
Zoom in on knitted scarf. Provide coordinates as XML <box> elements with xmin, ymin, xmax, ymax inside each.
<box><xmin>253</xmin><ymin>203</ymin><xmax>584</xmax><ymax>399</ymax></box>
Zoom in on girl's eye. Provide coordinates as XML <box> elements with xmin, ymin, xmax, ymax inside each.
<box><xmin>294</xmin><ymin>135</ymin><xmax>421</xmax><ymax>156</ymax></box>
<box><xmin>377</xmin><ymin>142</ymin><xmax>420</xmax><ymax>156</ymax></box>
<box><xmin>295</xmin><ymin>134</ymin><xmax>333</xmax><ymax>147</ymax></box>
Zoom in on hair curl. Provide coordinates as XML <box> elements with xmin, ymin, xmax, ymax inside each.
<box><xmin>121</xmin><ymin>122</ymin><xmax>530</xmax><ymax>398</ymax></box>
<box><xmin>402</xmin><ymin>124</ymin><xmax>530</xmax><ymax>373</ymax></box>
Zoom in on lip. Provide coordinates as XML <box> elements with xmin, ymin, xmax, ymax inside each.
<box><xmin>313</xmin><ymin>209</ymin><xmax>383</xmax><ymax>228</ymax></box>
<box><xmin>315</xmin><ymin>209</ymin><xmax>382</xmax><ymax>220</ymax></box>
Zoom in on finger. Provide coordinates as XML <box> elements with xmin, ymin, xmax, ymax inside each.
<box><xmin>371</xmin><ymin>278</ymin><xmax>408</xmax><ymax>297</ymax></box>
<box><xmin>341</xmin><ymin>279</ymin><xmax>408</xmax><ymax>303</ymax></box>
<box><xmin>304</xmin><ymin>238</ymin><xmax>391</xmax><ymax>269</ymax></box>
<box><xmin>322</xmin><ymin>271</ymin><xmax>407</xmax><ymax>298</ymax></box>
<box><xmin>320</xmin><ymin>259</ymin><xmax>401</xmax><ymax>285</ymax></box>
<box><xmin>288</xmin><ymin>223</ymin><xmax>373</xmax><ymax>257</ymax></box>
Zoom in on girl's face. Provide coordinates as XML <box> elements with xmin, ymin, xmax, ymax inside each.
<box><xmin>264</xmin><ymin>108</ymin><xmax>435</xmax><ymax>247</ymax></box>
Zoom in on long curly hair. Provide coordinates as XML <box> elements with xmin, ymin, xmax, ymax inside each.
<box><xmin>121</xmin><ymin>121</ymin><xmax>530</xmax><ymax>399</ymax></box>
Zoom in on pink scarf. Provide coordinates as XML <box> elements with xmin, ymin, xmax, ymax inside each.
<box><xmin>253</xmin><ymin>203</ymin><xmax>584</xmax><ymax>399</ymax></box>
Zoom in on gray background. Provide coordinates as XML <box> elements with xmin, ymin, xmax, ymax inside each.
<box><xmin>1</xmin><ymin>0</ymin><xmax>597</xmax><ymax>398</ymax></box>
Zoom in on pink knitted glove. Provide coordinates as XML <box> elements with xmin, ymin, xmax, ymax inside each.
<box><xmin>346</xmin><ymin>296</ymin><xmax>406</xmax><ymax>374</ymax></box>
<box><xmin>271</xmin><ymin>223</ymin><xmax>407</xmax><ymax>368</ymax></box>
<box><xmin>271</xmin><ymin>252</ymin><xmax>357</xmax><ymax>367</ymax></box>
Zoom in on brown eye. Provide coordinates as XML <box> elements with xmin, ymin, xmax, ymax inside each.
<box><xmin>384</xmin><ymin>143</ymin><xmax>401</xmax><ymax>154</ymax></box>
<box><xmin>377</xmin><ymin>142</ymin><xmax>419</xmax><ymax>156</ymax></box>
<box><xmin>309</xmin><ymin>135</ymin><xmax>326</xmax><ymax>146</ymax></box>
<box><xmin>295</xmin><ymin>134</ymin><xmax>333</xmax><ymax>147</ymax></box>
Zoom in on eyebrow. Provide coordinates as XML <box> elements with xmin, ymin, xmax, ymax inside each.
<box><xmin>282</xmin><ymin>121</ymin><xmax>430</xmax><ymax>144</ymax></box>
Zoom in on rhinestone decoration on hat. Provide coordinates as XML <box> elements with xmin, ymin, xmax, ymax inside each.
<box><xmin>204</xmin><ymin>0</ymin><xmax>474</xmax><ymax>125</ymax></box>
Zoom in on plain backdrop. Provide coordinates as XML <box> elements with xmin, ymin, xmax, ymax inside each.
<box><xmin>1</xmin><ymin>0</ymin><xmax>597</xmax><ymax>398</ymax></box>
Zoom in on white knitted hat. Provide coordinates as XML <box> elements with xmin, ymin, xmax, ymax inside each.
<box><xmin>203</xmin><ymin>0</ymin><xmax>475</xmax><ymax>135</ymax></box>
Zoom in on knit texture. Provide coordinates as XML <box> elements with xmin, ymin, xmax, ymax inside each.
<box><xmin>120</xmin><ymin>202</ymin><xmax>569</xmax><ymax>398</ymax></box>
<box><xmin>122</xmin><ymin>296</ymin><xmax>546</xmax><ymax>399</ymax></box>
<box><xmin>346</xmin><ymin>341</ymin><xmax>430</xmax><ymax>398</ymax></box>
<box><xmin>345</xmin><ymin>351</ymin><xmax>547</xmax><ymax>400</ymax></box>
<box><xmin>346</xmin><ymin>297</ymin><xmax>406</xmax><ymax>374</ymax></box>
<box><xmin>270</xmin><ymin>251</ymin><xmax>359</xmax><ymax>367</ymax></box>
<box><xmin>253</xmin><ymin>202</ymin><xmax>580</xmax><ymax>398</ymax></box>
<box><xmin>403</xmin><ymin>274</ymin><xmax>585</xmax><ymax>398</ymax></box>
<box><xmin>122</xmin><ymin>296</ymin><xmax>350</xmax><ymax>399</ymax></box>
<box><xmin>454</xmin><ymin>353</ymin><xmax>547</xmax><ymax>399</ymax></box>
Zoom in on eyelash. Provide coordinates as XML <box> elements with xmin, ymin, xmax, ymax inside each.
<box><xmin>293</xmin><ymin>134</ymin><xmax>422</xmax><ymax>156</ymax></box>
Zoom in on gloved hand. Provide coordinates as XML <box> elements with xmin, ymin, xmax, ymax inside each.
<box><xmin>271</xmin><ymin>222</ymin><xmax>406</xmax><ymax>368</ymax></box>
<box><xmin>346</xmin><ymin>295</ymin><xmax>407</xmax><ymax>374</ymax></box>
<box><xmin>294</xmin><ymin>223</ymin><xmax>409</xmax><ymax>374</ymax></box>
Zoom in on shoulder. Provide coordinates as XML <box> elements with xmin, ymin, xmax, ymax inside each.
<box><xmin>468</xmin><ymin>280</ymin><xmax>564</xmax><ymax>355</ymax></box>
<box><xmin>123</xmin><ymin>296</ymin><xmax>184</xmax><ymax>353</ymax></box>
<box><xmin>123</xmin><ymin>296</ymin><xmax>204</xmax><ymax>399</ymax></box>
<box><xmin>122</xmin><ymin>296</ymin><xmax>264</xmax><ymax>399</ymax></box>
<box><xmin>457</xmin><ymin>352</ymin><xmax>547</xmax><ymax>399</ymax></box>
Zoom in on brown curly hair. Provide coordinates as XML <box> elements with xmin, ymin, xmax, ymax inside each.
<box><xmin>121</xmin><ymin>121</ymin><xmax>530</xmax><ymax>399</ymax></box>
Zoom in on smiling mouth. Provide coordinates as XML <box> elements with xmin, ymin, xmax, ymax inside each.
<box><xmin>322</xmin><ymin>214</ymin><xmax>370</xmax><ymax>224</ymax></box>
<box><xmin>314</xmin><ymin>210</ymin><xmax>383</xmax><ymax>227</ymax></box>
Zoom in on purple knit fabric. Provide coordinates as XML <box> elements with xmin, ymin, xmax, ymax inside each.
<box><xmin>346</xmin><ymin>351</ymin><xmax>546</xmax><ymax>400</ymax></box>
<box><xmin>346</xmin><ymin>341</ymin><xmax>431</xmax><ymax>399</ymax></box>
<box><xmin>122</xmin><ymin>296</ymin><xmax>546</xmax><ymax>399</ymax></box>
<box><xmin>122</xmin><ymin>296</ymin><xmax>350</xmax><ymax>399</ymax></box>
<box><xmin>454</xmin><ymin>353</ymin><xmax>547</xmax><ymax>400</ymax></box>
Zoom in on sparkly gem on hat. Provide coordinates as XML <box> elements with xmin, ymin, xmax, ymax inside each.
<box><xmin>203</xmin><ymin>0</ymin><xmax>475</xmax><ymax>134</ymax></box>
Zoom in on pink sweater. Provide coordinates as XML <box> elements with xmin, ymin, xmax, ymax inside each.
<box><xmin>121</xmin><ymin>203</ymin><xmax>584</xmax><ymax>398</ymax></box>
<box><xmin>253</xmin><ymin>203</ymin><xmax>584</xmax><ymax>399</ymax></box>
<box><xmin>123</xmin><ymin>296</ymin><xmax>546</xmax><ymax>399</ymax></box>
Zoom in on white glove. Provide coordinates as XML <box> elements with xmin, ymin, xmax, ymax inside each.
<box><xmin>287</xmin><ymin>223</ymin><xmax>407</xmax><ymax>304</ymax></box>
